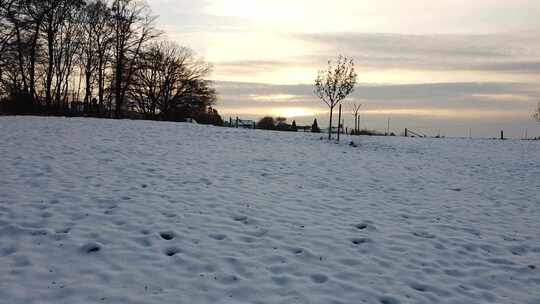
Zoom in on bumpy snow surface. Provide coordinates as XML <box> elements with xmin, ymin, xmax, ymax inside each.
<box><xmin>1</xmin><ymin>116</ymin><xmax>539</xmax><ymax>304</ymax></box>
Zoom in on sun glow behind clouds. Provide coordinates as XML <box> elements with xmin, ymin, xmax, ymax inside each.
<box><xmin>272</xmin><ymin>107</ymin><xmax>319</xmax><ymax>118</ymax></box>
<box><xmin>220</xmin><ymin>107</ymin><xmax>324</xmax><ymax>118</ymax></box>
<box><xmin>250</xmin><ymin>94</ymin><xmax>297</xmax><ymax>102</ymax></box>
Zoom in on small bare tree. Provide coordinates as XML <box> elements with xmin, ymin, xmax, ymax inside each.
<box><xmin>534</xmin><ymin>102</ymin><xmax>540</xmax><ymax>122</ymax></box>
<box><xmin>351</xmin><ymin>103</ymin><xmax>362</xmax><ymax>135</ymax></box>
<box><xmin>314</xmin><ymin>55</ymin><xmax>357</xmax><ymax>140</ymax></box>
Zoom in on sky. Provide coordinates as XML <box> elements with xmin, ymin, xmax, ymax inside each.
<box><xmin>151</xmin><ymin>0</ymin><xmax>540</xmax><ymax>138</ymax></box>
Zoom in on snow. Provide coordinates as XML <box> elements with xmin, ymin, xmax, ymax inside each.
<box><xmin>0</xmin><ymin>116</ymin><xmax>539</xmax><ymax>304</ymax></box>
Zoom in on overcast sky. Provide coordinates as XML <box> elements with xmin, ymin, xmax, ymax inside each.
<box><xmin>151</xmin><ymin>0</ymin><xmax>540</xmax><ymax>137</ymax></box>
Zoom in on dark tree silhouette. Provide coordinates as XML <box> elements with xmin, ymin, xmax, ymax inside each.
<box><xmin>314</xmin><ymin>55</ymin><xmax>357</xmax><ymax>140</ymax></box>
<box><xmin>276</xmin><ymin>117</ymin><xmax>286</xmax><ymax>124</ymax></box>
<box><xmin>130</xmin><ymin>41</ymin><xmax>212</xmax><ymax>119</ymax></box>
<box><xmin>257</xmin><ymin>116</ymin><xmax>275</xmax><ymax>130</ymax></box>
<box><xmin>0</xmin><ymin>0</ymin><xmax>222</xmax><ymax>125</ymax></box>
<box><xmin>311</xmin><ymin>118</ymin><xmax>321</xmax><ymax>133</ymax></box>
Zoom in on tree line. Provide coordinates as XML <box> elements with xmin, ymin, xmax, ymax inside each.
<box><xmin>0</xmin><ymin>0</ymin><xmax>222</xmax><ymax>125</ymax></box>
<box><xmin>256</xmin><ymin>116</ymin><xmax>321</xmax><ymax>133</ymax></box>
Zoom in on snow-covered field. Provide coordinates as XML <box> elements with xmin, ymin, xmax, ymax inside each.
<box><xmin>0</xmin><ymin>116</ymin><xmax>539</xmax><ymax>304</ymax></box>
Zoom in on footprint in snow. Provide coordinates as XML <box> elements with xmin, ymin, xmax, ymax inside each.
<box><xmin>351</xmin><ymin>238</ymin><xmax>372</xmax><ymax>245</ymax></box>
<box><xmin>55</xmin><ymin>228</ymin><xmax>71</xmax><ymax>234</ymax></box>
<box><xmin>355</xmin><ymin>223</ymin><xmax>368</xmax><ymax>230</ymax></box>
<box><xmin>310</xmin><ymin>274</ymin><xmax>328</xmax><ymax>284</ymax></box>
<box><xmin>379</xmin><ymin>296</ymin><xmax>401</xmax><ymax>304</ymax></box>
<box><xmin>160</xmin><ymin>231</ymin><xmax>175</xmax><ymax>240</ymax></box>
<box><xmin>209</xmin><ymin>233</ymin><xmax>227</xmax><ymax>241</ymax></box>
<box><xmin>164</xmin><ymin>247</ymin><xmax>181</xmax><ymax>256</ymax></box>
<box><xmin>80</xmin><ymin>242</ymin><xmax>102</xmax><ymax>254</ymax></box>
<box><xmin>292</xmin><ymin>248</ymin><xmax>304</xmax><ymax>255</ymax></box>
<box><xmin>413</xmin><ymin>231</ymin><xmax>436</xmax><ymax>239</ymax></box>
<box><xmin>0</xmin><ymin>247</ymin><xmax>17</xmax><ymax>256</ymax></box>
<box><xmin>233</xmin><ymin>215</ymin><xmax>248</xmax><ymax>223</ymax></box>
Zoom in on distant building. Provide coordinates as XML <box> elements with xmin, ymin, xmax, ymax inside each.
<box><xmin>225</xmin><ymin>117</ymin><xmax>255</xmax><ymax>129</ymax></box>
<box><xmin>238</xmin><ymin>119</ymin><xmax>255</xmax><ymax>129</ymax></box>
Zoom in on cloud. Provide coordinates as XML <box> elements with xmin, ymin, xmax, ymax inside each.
<box><xmin>214</xmin><ymin>80</ymin><xmax>539</xmax><ymax>112</ymax></box>
<box><xmin>201</xmin><ymin>31</ymin><xmax>540</xmax><ymax>84</ymax></box>
<box><xmin>296</xmin><ymin>32</ymin><xmax>540</xmax><ymax>74</ymax></box>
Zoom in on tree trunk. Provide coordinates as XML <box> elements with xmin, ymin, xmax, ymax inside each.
<box><xmin>98</xmin><ymin>57</ymin><xmax>105</xmax><ymax>115</ymax></box>
<box><xmin>28</xmin><ymin>24</ymin><xmax>41</xmax><ymax>104</ymax></box>
<box><xmin>337</xmin><ymin>104</ymin><xmax>342</xmax><ymax>142</ymax></box>
<box><xmin>115</xmin><ymin>52</ymin><xmax>123</xmax><ymax>118</ymax></box>
<box><xmin>328</xmin><ymin>106</ymin><xmax>333</xmax><ymax>140</ymax></box>
<box><xmin>45</xmin><ymin>30</ymin><xmax>54</xmax><ymax>107</ymax></box>
<box><xmin>84</xmin><ymin>57</ymin><xmax>92</xmax><ymax>104</ymax></box>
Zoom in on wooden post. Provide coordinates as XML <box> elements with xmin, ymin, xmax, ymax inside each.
<box><xmin>337</xmin><ymin>104</ymin><xmax>342</xmax><ymax>142</ymax></box>
<box><xmin>405</xmin><ymin>128</ymin><xmax>408</xmax><ymax>137</ymax></box>
<box><xmin>236</xmin><ymin>117</ymin><xmax>239</xmax><ymax>128</ymax></box>
<box><xmin>501</xmin><ymin>130</ymin><xmax>504</xmax><ymax>140</ymax></box>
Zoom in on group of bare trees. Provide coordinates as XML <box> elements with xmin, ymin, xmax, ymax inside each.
<box><xmin>0</xmin><ymin>0</ymin><xmax>220</xmax><ymax>123</ymax></box>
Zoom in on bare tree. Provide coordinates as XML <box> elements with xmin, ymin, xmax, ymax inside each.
<box><xmin>351</xmin><ymin>103</ymin><xmax>362</xmax><ymax>135</ymax></box>
<box><xmin>534</xmin><ymin>102</ymin><xmax>540</xmax><ymax>122</ymax></box>
<box><xmin>40</xmin><ymin>0</ymin><xmax>82</xmax><ymax>106</ymax></box>
<box><xmin>53</xmin><ymin>3</ymin><xmax>83</xmax><ymax>107</ymax></box>
<box><xmin>314</xmin><ymin>55</ymin><xmax>357</xmax><ymax>140</ymax></box>
<box><xmin>2</xmin><ymin>0</ymin><xmax>45</xmax><ymax>103</ymax></box>
<box><xmin>0</xmin><ymin>0</ymin><xmax>16</xmax><ymax>96</ymax></box>
<box><xmin>110</xmin><ymin>0</ymin><xmax>159</xmax><ymax>118</ymax></box>
<box><xmin>129</xmin><ymin>41</ymin><xmax>213</xmax><ymax>119</ymax></box>
<box><xmin>78</xmin><ymin>0</ymin><xmax>114</xmax><ymax>113</ymax></box>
